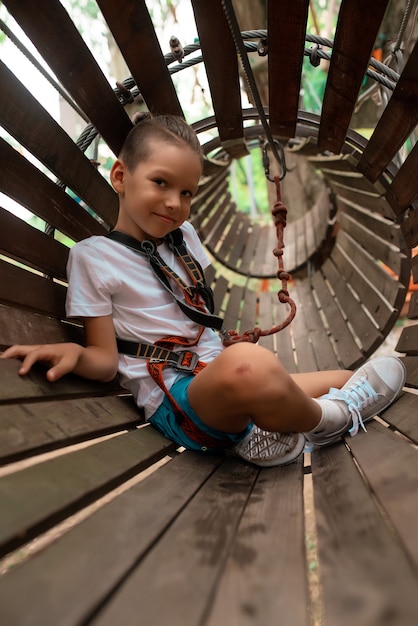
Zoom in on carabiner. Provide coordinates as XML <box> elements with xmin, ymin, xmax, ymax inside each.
<box><xmin>262</xmin><ymin>139</ymin><xmax>286</xmax><ymax>182</ymax></box>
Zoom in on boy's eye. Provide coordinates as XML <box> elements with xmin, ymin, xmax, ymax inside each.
<box><xmin>182</xmin><ymin>190</ymin><xmax>193</xmax><ymax>198</ymax></box>
<box><xmin>154</xmin><ymin>178</ymin><xmax>166</xmax><ymax>186</ymax></box>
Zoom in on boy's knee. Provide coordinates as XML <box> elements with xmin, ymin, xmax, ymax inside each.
<box><xmin>219</xmin><ymin>343</ymin><xmax>285</xmax><ymax>395</ymax></box>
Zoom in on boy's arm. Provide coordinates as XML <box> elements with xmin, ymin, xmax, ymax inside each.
<box><xmin>0</xmin><ymin>315</ymin><xmax>119</xmax><ymax>383</ymax></box>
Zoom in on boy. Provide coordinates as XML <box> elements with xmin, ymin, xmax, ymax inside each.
<box><xmin>1</xmin><ymin>114</ymin><xmax>406</xmax><ymax>467</ymax></box>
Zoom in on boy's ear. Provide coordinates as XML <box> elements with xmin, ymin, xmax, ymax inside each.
<box><xmin>110</xmin><ymin>159</ymin><xmax>126</xmax><ymax>192</ymax></box>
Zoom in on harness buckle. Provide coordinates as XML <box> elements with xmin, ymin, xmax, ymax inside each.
<box><xmin>172</xmin><ymin>350</ymin><xmax>200</xmax><ymax>373</ymax></box>
<box><xmin>148</xmin><ymin>350</ymin><xmax>200</xmax><ymax>373</ymax></box>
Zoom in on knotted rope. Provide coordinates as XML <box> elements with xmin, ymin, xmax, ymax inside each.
<box><xmin>223</xmin><ymin>176</ymin><xmax>297</xmax><ymax>345</ymax></box>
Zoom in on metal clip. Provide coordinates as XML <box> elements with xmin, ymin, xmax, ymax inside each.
<box><xmin>262</xmin><ymin>139</ymin><xmax>287</xmax><ymax>182</ymax></box>
<box><xmin>257</xmin><ymin>37</ymin><xmax>268</xmax><ymax>57</ymax></box>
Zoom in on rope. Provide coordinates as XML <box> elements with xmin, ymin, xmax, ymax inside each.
<box><xmin>220</xmin><ymin>0</ymin><xmax>286</xmax><ymax>177</ymax></box>
<box><xmin>222</xmin><ymin>177</ymin><xmax>296</xmax><ymax>345</ymax></box>
<box><xmin>394</xmin><ymin>0</ymin><xmax>416</xmax><ymax>52</ymax></box>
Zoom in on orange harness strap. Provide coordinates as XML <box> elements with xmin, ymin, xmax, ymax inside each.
<box><xmin>146</xmin><ymin>331</ymin><xmax>232</xmax><ymax>449</ymax></box>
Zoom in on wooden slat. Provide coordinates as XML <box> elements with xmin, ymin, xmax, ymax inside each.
<box><xmin>3</xmin><ymin>0</ymin><xmax>133</xmax><ymax>156</ymax></box>
<box><xmin>227</xmin><ymin>218</ymin><xmax>251</xmax><ymax>269</ymax></box>
<box><xmin>375</xmin><ymin>390</ymin><xmax>418</xmax><ymax>445</ymax></box>
<box><xmin>294</xmin><ymin>279</ymin><xmax>340</xmax><ymax>371</ymax></box>
<box><xmin>337</xmin><ymin>212</ymin><xmax>404</xmax><ymax>276</ymax></box>
<box><xmin>396</xmin><ymin>323</ymin><xmax>418</xmax><ymax>355</ymax></box>
<box><xmin>0</xmin><ymin>359</ymin><xmax>121</xmax><ymax>406</ymax></box>
<box><xmin>0</xmin><ymin>208</ymin><xmax>68</xmax><ymax>279</ymax></box>
<box><xmin>400</xmin><ymin>201</ymin><xmax>418</xmax><ymax>249</ymax></box>
<box><xmin>408</xmin><ymin>292</ymin><xmax>418</xmax><ymax>319</ymax></box>
<box><xmin>211</xmin><ymin>274</ymin><xmax>229</xmax><ymax>317</ymax></box>
<box><xmin>402</xmin><ymin>354</ymin><xmax>418</xmax><ymax>387</ymax></box>
<box><xmin>347</xmin><ymin>420</ymin><xmax>418</xmax><ymax>568</ymax></box>
<box><xmin>239</xmin><ymin>224</ymin><xmax>261</xmax><ymax>275</ymax></box>
<box><xmin>200</xmin><ymin>193</ymin><xmax>231</xmax><ymax>240</ymax></box>
<box><xmin>0</xmin><ymin>260</ymin><xmax>66</xmax><ymax>318</ymax></box>
<box><xmin>223</xmin><ymin>284</ymin><xmax>244</xmax><ymax>332</ymax></box>
<box><xmin>275</xmin><ymin>324</ymin><xmax>297</xmax><ymax>373</ymax></box>
<box><xmin>211</xmin><ymin>205</ymin><xmax>238</xmax><ymax>250</ymax></box>
<box><xmin>321</xmin><ymin>169</ymin><xmax>386</xmax><ymax>196</ymax></box>
<box><xmin>318</xmin><ymin>0</ymin><xmax>390</xmax><ymax>153</ymax></box>
<box><xmin>268</xmin><ymin>0</ymin><xmax>309</xmax><ymax>138</ymax></box>
<box><xmin>191</xmin><ymin>0</ymin><xmax>247</xmax><ymax>157</ymax></box>
<box><xmin>311</xmin><ymin>270</ymin><xmax>363</xmax><ymax>368</ymax></box>
<box><xmin>0</xmin><ymin>453</ymin><xmax>222</xmax><ymax>626</ymax></box>
<box><xmin>252</xmin><ymin>224</ymin><xmax>276</xmax><ymax>276</ymax></box>
<box><xmin>412</xmin><ymin>254</ymin><xmax>418</xmax><ymax>283</ymax></box>
<box><xmin>0</xmin><ymin>305</ymin><xmax>83</xmax><ymax>349</ymax></box>
<box><xmin>210</xmin><ymin>212</ymin><xmax>244</xmax><ymax>266</ymax></box>
<box><xmin>87</xmin><ymin>460</ymin><xmax>259</xmax><ymax>626</ymax></box>
<box><xmin>0</xmin><ymin>426</ymin><xmax>175</xmax><ymax>558</ymax></box>
<box><xmin>0</xmin><ymin>139</ymin><xmax>105</xmax><ymax>241</ymax></box>
<box><xmin>321</xmin><ymin>257</ymin><xmax>382</xmax><ymax>355</ymax></box>
<box><xmin>312</xmin><ymin>443</ymin><xmax>418</xmax><ymax>626</ymax></box>
<box><xmin>337</xmin><ymin>197</ymin><xmax>400</xmax><ymax>245</ymax></box>
<box><xmin>206</xmin><ymin>460</ymin><xmax>310</xmax><ymax>626</ymax></box>
<box><xmin>329</xmin><ymin>180</ymin><xmax>395</xmax><ymax>219</ymax></box>
<box><xmin>0</xmin><ymin>392</ymin><xmax>141</xmax><ymax>465</ymax></box>
<box><xmin>97</xmin><ymin>0</ymin><xmax>183</xmax><ymax>117</ymax></box>
<box><xmin>289</xmin><ymin>285</ymin><xmax>320</xmax><ymax>372</ymax></box>
<box><xmin>0</xmin><ymin>61</ymin><xmax>118</xmax><ymax>226</ymax></box>
<box><xmin>332</xmin><ymin>233</ymin><xmax>404</xmax><ymax>330</ymax></box>
<box><xmin>358</xmin><ymin>39</ymin><xmax>418</xmax><ymax>182</ymax></box>
<box><xmin>239</xmin><ymin>287</ymin><xmax>257</xmax><ymax>333</ymax></box>
<box><xmin>257</xmin><ymin>292</ymin><xmax>275</xmax><ymax>353</ymax></box>
<box><xmin>385</xmin><ymin>142</ymin><xmax>418</xmax><ymax>211</ymax></box>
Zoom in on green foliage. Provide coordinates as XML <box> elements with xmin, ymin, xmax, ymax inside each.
<box><xmin>229</xmin><ymin>146</ymin><xmax>269</xmax><ymax>217</ymax></box>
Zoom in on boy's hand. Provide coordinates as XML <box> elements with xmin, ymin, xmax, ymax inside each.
<box><xmin>0</xmin><ymin>343</ymin><xmax>84</xmax><ymax>382</ymax></box>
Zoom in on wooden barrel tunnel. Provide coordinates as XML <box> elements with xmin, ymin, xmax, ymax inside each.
<box><xmin>3</xmin><ymin>5</ymin><xmax>418</xmax><ymax>624</ymax></box>
<box><xmin>0</xmin><ymin>0</ymin><xmax>417</xmax><ymax>375</ymax></box>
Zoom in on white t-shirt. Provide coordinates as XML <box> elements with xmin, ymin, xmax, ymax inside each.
<box><xmin>66</xmin><ymin>221</ymin><xmax>224</xmax><ymax>418</ymax></box>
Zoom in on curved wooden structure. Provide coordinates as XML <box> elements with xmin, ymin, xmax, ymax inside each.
<box><xmin>1</xmin><ymin>2</ymin><xmax>418</xmax><ymax>624</ymax></box>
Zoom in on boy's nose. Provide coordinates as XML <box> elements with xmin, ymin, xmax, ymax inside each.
<box><xmin>165</xmin><ymin>191</ymin><xmax>181</xmax><ymax>210</ymax></box>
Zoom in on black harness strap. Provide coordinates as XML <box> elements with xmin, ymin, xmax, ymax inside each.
<box><xmin>104</xmin><ymin>229</ymin><xmax>232</xmax><ymax>448</ymax></box>
<box><xmin>106</xmin><ymin>229</ymin><xmax>224</xmax><ymax>331</ymax></box>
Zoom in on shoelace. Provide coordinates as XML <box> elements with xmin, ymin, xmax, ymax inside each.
<box><xmin>322</xmin><ymin>376</ymin><xmax>378</xmax><ymax>437</ymax></box>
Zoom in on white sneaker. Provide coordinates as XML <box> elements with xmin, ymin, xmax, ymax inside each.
<box><xmin>229</xmin><ymin>425</ymin><xmax>305</xmax><ymax>467</ymax></box>
<box><xmin>305</xmin><ymin>356</ymin><xmax>406</xmax><ymax>447</ymax></box>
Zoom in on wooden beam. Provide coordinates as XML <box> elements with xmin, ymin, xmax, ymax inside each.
<box><xmin>3</xmin><ymin>0</ymin><xmax>132</xmax><ymax>156</ymax></box>
<box><xmin>97</xmin><ymin>0</ymin><xmax>183</xmax><ymax>117</ymax></box>
<box><xmin>0</xmin><ymin>139</ymin><xmax>104</xmax><ymax>241</ymax></box>
<box><xmin>191</xmin><ymin>0</ymin><xmax>247</xmax><ymax>158</ymax></box>
<box><xmin>0</xmin><ymin>61</ymin><xmax>118</xmax><ymax>227</ymax></box>
<box><xmin>318</xmin><ymin>0</ymin><xmax>390</xmax><ymax>153</ymax></box>
<box><xmin>385</xmin><ymin>142</ymin><xmax>418</xmax><ymax>212</ymax></box>
<box><xmin>268</xmin><ymin>0</ymin><xmax>309</xmax><ymax>138</ymax></box>
<box><xmin>358</xmin><ymin>40</ymin><xmax>418</xmax><ymax>182</ymax></box>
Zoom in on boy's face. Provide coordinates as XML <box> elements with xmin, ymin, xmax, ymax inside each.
<box><xmin>111</xmin><ymin>140</ymin><xmax>202</xmax><ymax>242</ymax></box>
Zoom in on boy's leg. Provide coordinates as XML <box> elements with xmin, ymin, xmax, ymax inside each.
<box><xmin>188</xmin><ymin>343</ymin><xmax>405</xmax><ymax>441</ymax></box>
<box><xmin>187</xmin><ymin>344</ymin><xmax>405</xmax><ymax>467</ymax></box>
<box><xmin>290</xmin><ymin>370</ymin><xmax>352</xmax><ymax>399</ymax></box>
<box><xmin>188</xmin><ymin>342</ymin><xmax>324</xmax><ymax>434</ymax></box>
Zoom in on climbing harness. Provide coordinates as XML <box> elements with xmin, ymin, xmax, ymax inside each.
<box><xmin>106</xmin><ymin>228</ymin><xmax>233</xmax><ymax>448</ymax></box>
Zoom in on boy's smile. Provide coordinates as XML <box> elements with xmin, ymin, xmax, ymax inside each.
<box><xmin>111</xmin><ymin>140</ymin><xmax>202</xmax><ymax>242</ymax></box>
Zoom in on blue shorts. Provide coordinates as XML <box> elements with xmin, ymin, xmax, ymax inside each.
<box><xmin>149</xmin><ymin>375</ymin><xmax>252</xmax><ymax>453</ymax></box>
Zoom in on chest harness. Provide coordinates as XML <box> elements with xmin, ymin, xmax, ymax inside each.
<box><xmin>106</xmin><ymin>229</ymin><xmax>231</xmax><ymax>448</ymax></box>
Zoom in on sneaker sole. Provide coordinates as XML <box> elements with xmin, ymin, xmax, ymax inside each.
<box><xmin>228</xmin><ymin>431</ymin><xmax>306</xmax><ymax>467</ymax></box>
